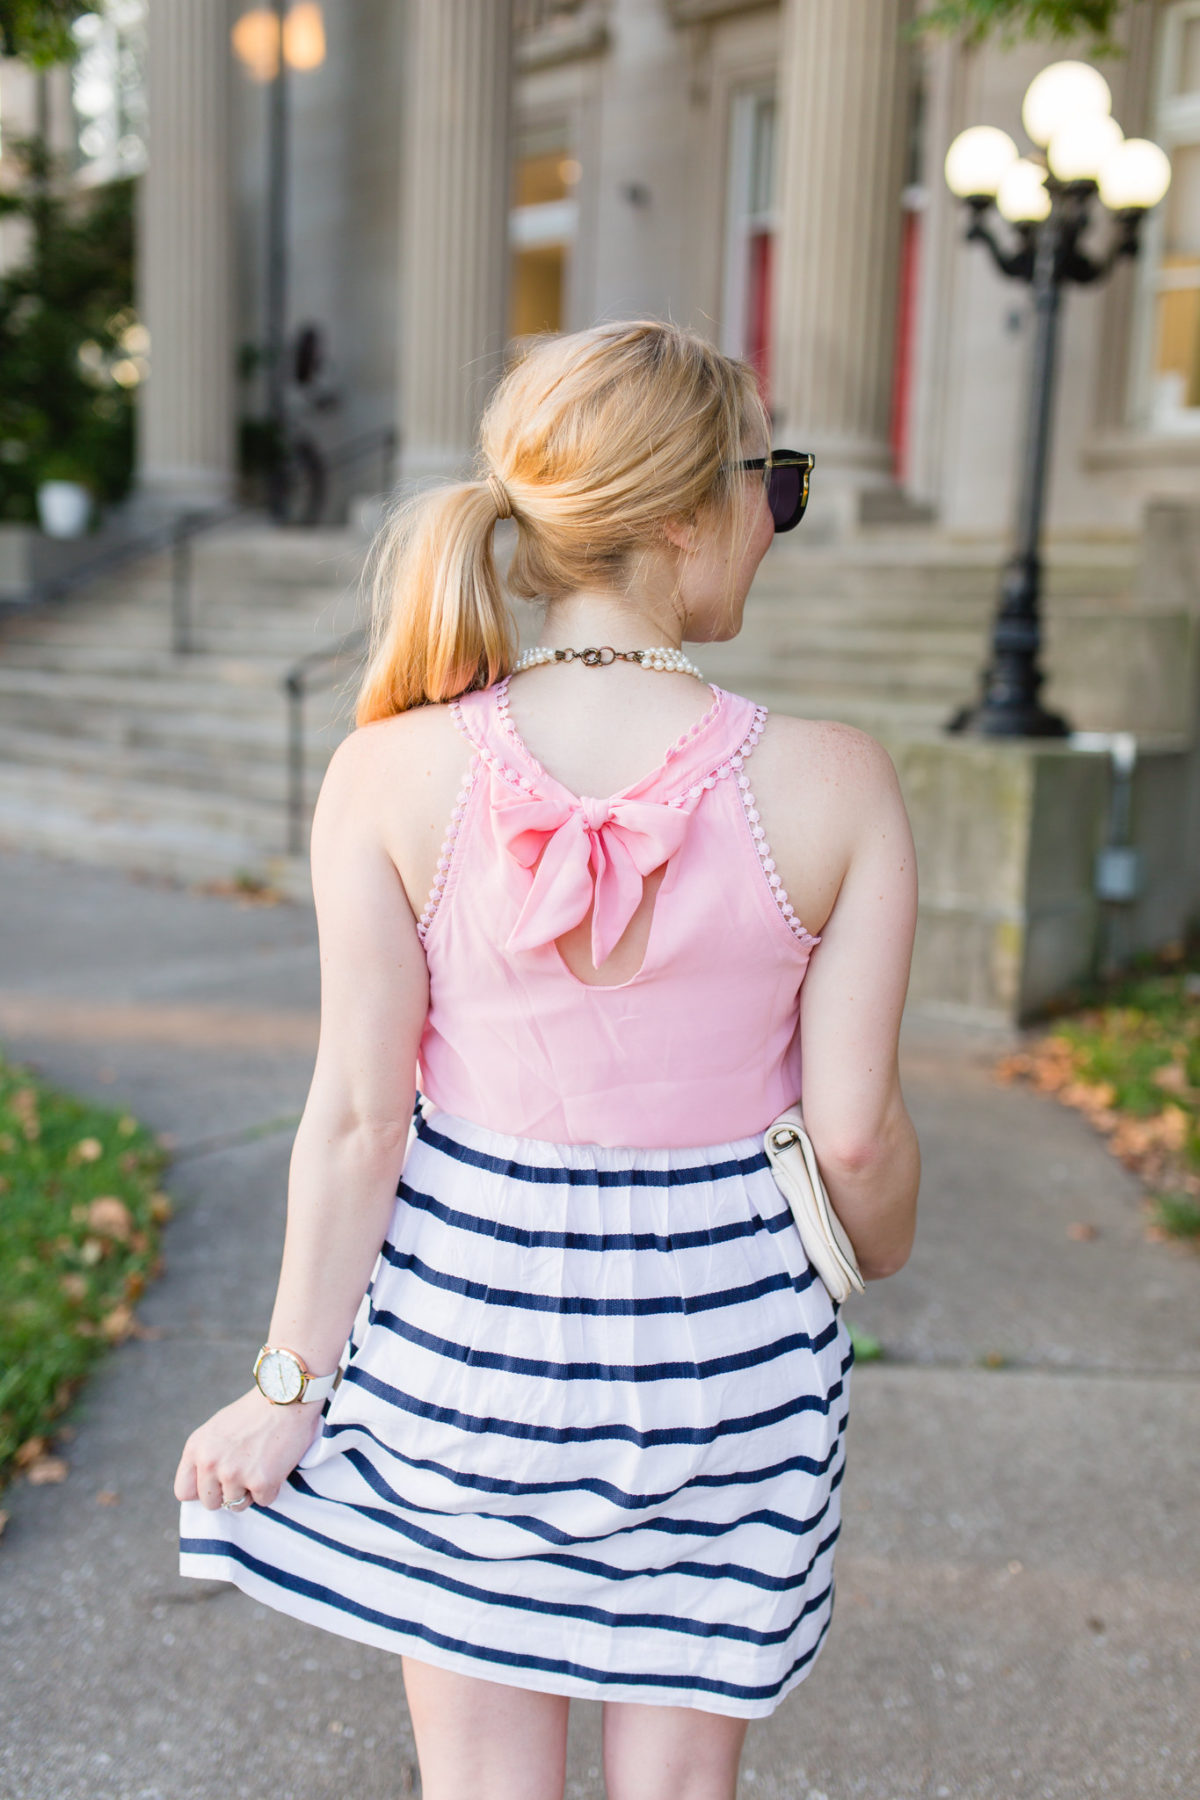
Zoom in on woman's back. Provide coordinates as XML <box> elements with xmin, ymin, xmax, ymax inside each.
<box><xmin>413</xmin><ymin>670</ymin><xmax>818</xmax><ymax>1146</ymax></box>
<box><xmin>368</xmin><ymin>658</ymin><xmax>903</xmax><ymax>1161</ymax></box>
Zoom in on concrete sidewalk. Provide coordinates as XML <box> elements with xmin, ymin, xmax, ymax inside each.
<box><xmin>1</xmin><ymin>844</ymin><xmax>1197</xmax><ymax>1800</ymax></box>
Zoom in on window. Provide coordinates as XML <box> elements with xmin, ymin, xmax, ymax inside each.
<box><xmin>69</xmin><ymin>1</ymin><xmax>148</xmax><ymax>186</ymax></box>
<box><xmin>509</xmin><ymin>142</ymin><xmax>580</xmax><ymax>339</ymax></box>
<box><xmin>720</xmin><ymin>88</ymin><xmax>776</xmax><ymax>405</ymax></box>
<box><xmin>1141</xmin><ymin>2</ymin><xmax>1200</xmax><ymax>430</ymax></box>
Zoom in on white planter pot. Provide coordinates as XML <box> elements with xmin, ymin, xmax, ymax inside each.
<box><xmin>37</xmin><ymin>479</ymin><xmax>92</xmax><ymax>539</ymax></box>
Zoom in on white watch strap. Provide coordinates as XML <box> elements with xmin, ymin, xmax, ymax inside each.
<box><xmin>299</xmin><ymin>1369</ymin><xmax>338</xmax><ymax>1406</ymax></box>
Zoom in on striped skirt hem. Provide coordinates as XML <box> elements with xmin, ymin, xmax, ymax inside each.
<box><xmin>179</xmin><ymin>1103</ymin><xmax>855</xmax><ymax>1719</ymax></box>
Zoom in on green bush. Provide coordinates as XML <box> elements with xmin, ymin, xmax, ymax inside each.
<box><xmin>0</xmin><ymin>132</ymin><xmax>138</xmax><ymax>525</ymax></box>
<box><xmin>0</xmin><ymin>1052</ymin><xmax>168</xmax><ymax>1490</ymax></box>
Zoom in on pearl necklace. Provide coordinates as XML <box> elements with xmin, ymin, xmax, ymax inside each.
<box><xmin>512</xmin><ymin>644</ymin><xmax>706</xmax><ymax>679</ymax></box>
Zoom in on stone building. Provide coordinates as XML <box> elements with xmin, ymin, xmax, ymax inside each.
<box><xmin>141</xmin><ymin>0</ymin><xmax>1200</xmax><ymax>540</ymax></box>
<box><xmin>0</xmin><ymin>1</ymin><xmax>1195</xmax><ymax>538</ymax></box>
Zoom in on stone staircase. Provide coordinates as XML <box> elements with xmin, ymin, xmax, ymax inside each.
<box><xmin>0</xmin><ymin>520</ymin><xmax>369</xmax><ymax>893</ymax></box>
<box><xmin>701</xmin><ymin>532</ymin><xmax>1143</xmax><ymax>738</ymax></box>
<box><xmin>0</xmin><ymin>517</ymin><xmax>1145</xmax><ymax>892</ymax></box>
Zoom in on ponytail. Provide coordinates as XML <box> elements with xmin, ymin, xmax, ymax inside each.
<box><xmin>355</xmin><ymin>318</ymin><xmax>770</xmax><ymax>722</ymax></box>
<box><xmin>355</xmin><ymin>478</ymin><xmax>517</xmax><ymax>723</ymax></box>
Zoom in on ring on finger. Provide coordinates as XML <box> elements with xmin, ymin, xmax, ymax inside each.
<box><xmin>220</xmin><ymin>1492</ymin><xmax>252</xmax><ymax>1512</ymax></box>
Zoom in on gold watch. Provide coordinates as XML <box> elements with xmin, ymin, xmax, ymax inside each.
<box><xmin>253</xmin><ymin>1344</ymin><xmax>338</xmax><ymax>1406</ymax></box>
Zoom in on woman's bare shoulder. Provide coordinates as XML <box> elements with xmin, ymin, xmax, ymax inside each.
<box><xmin>742</xmin><ymin>710</ymin><xmax>905</xmax><ymax>935</ymax></box>
<box><xmin>754</xmin><ymin>708</ymin><xmax>899</xmax><ymax>800</ymax></box>
<box><xmin>315</xmin><ymin>704</ymin><xmax>472</xmax><ymax>863</ymax></box>
<box><xmin>321</xmin><ymin>701</ymin><xmax>467</xmax><ymax>789</ymax></box>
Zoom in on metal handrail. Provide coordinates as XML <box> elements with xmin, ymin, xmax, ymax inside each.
<box><xmin>0</xmin><ymin>504</ymin><xmax>237</xmax><ymax>647</ymax></box>
<box><xmin>276</xmin><ymin>424</ymin><xmax>398</xmax><ymax>854</ymax></box>
<box><xmin>0</xmin><ymin>423</ymin><xmax>397</xmax><ymax>654</ymax></box>
<box><xmin>282</xmin><ymin>626</ymin><xmax>368</xmax><ymax>855</ymax></box>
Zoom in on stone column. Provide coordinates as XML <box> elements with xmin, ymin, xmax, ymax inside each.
<box><xmin>771</xmin><ymin>0</ymin><xmax>914</xmax><ymax>536</ymax></box>
<box><xmin>137</xmin><ymin>0</ymin><xmax>236</xmax><ymax>510</ymax></box>
<box><xmin>398</xmin><ymin>0</ymin><xmax>514</xmax><ymax>486</ymax></box>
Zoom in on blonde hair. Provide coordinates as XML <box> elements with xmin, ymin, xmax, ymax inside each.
<box><xmin>355</xmin><ymin>319</ymin><xmax>771</xmax><ymax>723</ymax></box>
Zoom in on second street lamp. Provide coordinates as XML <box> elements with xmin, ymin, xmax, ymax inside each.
<box><xmin>943</xmin><ymin>62</ymin><xmax>1171</xmax><ymax>739</ymax></box>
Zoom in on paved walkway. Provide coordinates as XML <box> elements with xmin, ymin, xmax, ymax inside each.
<box><xmin>1</xmin><ymin>845</ymin><xmax>1197</xmax><ymax>1800</ymax></box>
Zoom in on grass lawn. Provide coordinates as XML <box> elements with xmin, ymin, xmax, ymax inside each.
<box><xmin>0</xmin><ymin>1051</ymin><xmax>168</xmax><ymax>1496</ymax></box>
<box><xmin>995</xmin><ymin>935</ymin><xmax>1200</xmax><ymax>1243</ymax></box>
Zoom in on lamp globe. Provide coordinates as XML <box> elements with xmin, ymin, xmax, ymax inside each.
<box><xmin>945</xmin><ymin>125</ymin><xmax>1019</xmax><ymax>199</ymax></box>
<box><xmin>1022</xmin><ymin>61</ymin><xmax>1112</xmax><ymax>148</ymax></box>
<box><xmin>996</xmin><ymin>158</ymin><xmax>1052</xmax><ymax>224</ymax></box>
<box><xmin>1048</xmin><ymin>113</ymin><xmax>1123</xmax><ymax>183</ymax></box>
<box><xmin>1098</xmin><ymin>137</ymin><xmax>1172</xmax><ymax>211</ymax></box>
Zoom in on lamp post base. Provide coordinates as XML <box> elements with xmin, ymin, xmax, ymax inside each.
<box><xmin>945</xmin><ymin>696</ymin><xmax>1072</xmax><ymax>737</ymax></box>
<box><xmin>945</xmin><ymin>550</ymin><xmax>1073</xmax><ymax>738</ymax></box>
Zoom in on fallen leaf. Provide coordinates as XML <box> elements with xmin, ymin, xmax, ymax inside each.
<box><xmin>128</xmin><ymin>1318</ymin><xmax>164</xmax><ymax>1341</ymax></box>
<box><xmin>1062</xmin><ymin>1080</ymin><xmax>1117</xmax><ymax>1115</ymax></box>
<box><xmin>26</xmin><ymin>1455</ymin><xmax>69</xmax><ymax>1485</ymax></box>
<box><xmin>95</xmin><ymin>1490</ymin><xmax>120</xmax><ymax>1507</ymax></box>
<box><xmin>1152</xmin><ymin>1062</ymin><xmax>1189</xmax><ymax>1095</ymax></box>
<box><xmin>149</xmin><ymin>1193</ymin><xmax>173</xmax><ymax>1224</ymax></box>
<box><xmin>14</xmin><ymin>1437</ymin><xmax>46</xmax><ymax>1468</ymax></box>
<box><xmin>0</xmin><ymin>1510</ymin><xmax>8</xmax><ymax>1537</ymax></box>
<box><xmin>100</xmin><ymin>1303</ymin><xmax>134</xmax><ymax>1342</ymax></box>
<box><xmin>1067</xmin><ymin>1222</ymin><xmax>1099</xmax><ymax>1241</ymax></box>
<box><xmin>1157</xmin><ymin>1105</ymin><xmax>1191</xmax><ymax>1151</ymax></box>
<box><xmin>12</xmin><ymin>1088</ymin><xmax>40</xmax><ymax>1140</ymax></box>
<box><xmin>1144</xmin><ymin>1224</ymin><xmax>1171</xmax><ymax>1243</ymax></box>
<box><xmin>87</xmin><ymin>1196</ymin><xmax>133</xmax><ymax>1241</ymax></box>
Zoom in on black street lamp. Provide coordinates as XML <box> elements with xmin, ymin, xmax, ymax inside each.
<box><xmin>942</xmin><ymin>62</ymin><xmax>1172</xmax><ymax>738</ymax></box>
<box><xmin>231</xmin><ymin>5</ymin><xmax>328</xmax><ymax>520</ymax></box>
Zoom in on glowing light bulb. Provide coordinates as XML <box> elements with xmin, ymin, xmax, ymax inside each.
<box><xmin>1047</xmin><ymin>113</ymin><xmax>1123</xmax><ymax>183</ymax></box>
<box><xmin>996</xmin><ymin>158</ymin><xmax>1052</xmax><ymax>225</ymax></box>
<box><xmin>1098</xmin><ymin>138</ymin><xmax>1172</xmax><ymax>212</ymax></box>
<box><xmin>944</xmin><ymin>126</ymin><xmax>1019</xmax><ymax>200</ymax></box>
<box><xmin>1022</xmin><ymin>62</ymin><xmax>1112</xmax><ymax>149</ymax></box>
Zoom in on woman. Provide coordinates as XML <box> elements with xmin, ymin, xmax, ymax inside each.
<box><xmin>175</xmin><ymin>319</ymin><xmax>920</xmax><ymax>1800</ymax></box>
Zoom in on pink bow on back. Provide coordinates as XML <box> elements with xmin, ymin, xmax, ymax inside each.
<box><xmin>491</xmin><ymin>781</ymin><xmax>697</xmax><ymax>969</ymax></box>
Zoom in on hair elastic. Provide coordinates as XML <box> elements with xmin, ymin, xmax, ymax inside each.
<box><xmin>486</xmin><ymin>470</ymin><xmax>513</xmax><ymax>520</ymax></box>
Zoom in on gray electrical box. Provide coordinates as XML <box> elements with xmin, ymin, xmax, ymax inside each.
<box><xmin>1095</xmin><ymin>844</ymin><xmax>1143</xmax><ymax>903</ymax></box>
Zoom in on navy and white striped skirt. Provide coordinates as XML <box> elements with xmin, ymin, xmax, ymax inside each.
<box><xmin>179</xmin><ymin>1102</ymin><xmax>855</xmax><ymax>1719</ymax></box>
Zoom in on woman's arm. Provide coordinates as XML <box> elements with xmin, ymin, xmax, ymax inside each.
<box><xmin>796</xmin><ymin>727</ymin><xmax>921</xmax><ymax>1282</ymax></box>
<box><xmin>174</xmin><ymin>724</ymin><xmax>430</xmax><ymax>1509</ymax></box>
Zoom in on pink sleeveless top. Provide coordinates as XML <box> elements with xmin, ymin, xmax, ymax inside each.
<box><xmin>414</xmin><ymin>675</ymin><xmax>822</xmax><ymax>1149</ymax></box>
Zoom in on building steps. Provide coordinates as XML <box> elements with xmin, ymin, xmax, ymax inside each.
<box><xmin>0</xmin><ymin>519</ymin><xmax>1143</xmax><ymax>889</ymax></box>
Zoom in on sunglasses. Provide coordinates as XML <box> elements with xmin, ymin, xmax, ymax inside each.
<box><xmin>733</xmin><ymin>450</ymin><xmax>815</xmax><ymax>532</ymax></box>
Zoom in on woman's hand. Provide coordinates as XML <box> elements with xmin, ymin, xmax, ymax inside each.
<box><xmin>173</xmin><ymin>1387</ymin><xmax>326</xmax><ymax>1511</ymax></box>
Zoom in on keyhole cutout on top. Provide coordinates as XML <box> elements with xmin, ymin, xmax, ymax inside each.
<box><xmin>553</xmin><ymin>862</ymin><xmax>670</xmax><ymax>989</ymax></box>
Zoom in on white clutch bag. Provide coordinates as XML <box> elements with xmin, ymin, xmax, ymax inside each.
<box><xmin>764</xmin><ymin>1103</ymin><xmax>865</xmax><ymax>1305</ymax></box>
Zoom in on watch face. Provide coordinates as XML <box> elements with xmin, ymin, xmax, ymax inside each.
<box><xmin>256</xmin><ymin>1349</ymin><xmax>304</xmax><ymax>1404</ymax></box>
